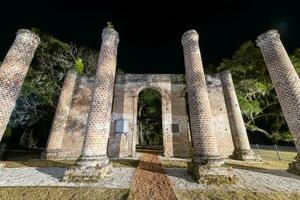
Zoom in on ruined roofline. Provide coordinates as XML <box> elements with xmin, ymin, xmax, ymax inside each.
<box><xmin>79</xmin><ymin>72</ymin><xmax>226</xmax><ymax>86</ymax></box>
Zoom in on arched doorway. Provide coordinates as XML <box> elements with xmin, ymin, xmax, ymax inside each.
<box><xmin>136</xmin><ymin>88</ymin><xmax>163</xmax><ymax>154</ymax></box>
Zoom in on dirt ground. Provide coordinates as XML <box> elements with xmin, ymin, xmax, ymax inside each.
<box><xmin>128</xmin><ymin>153</ymin><xmax>177</xmax><ymax>200</ymax></box>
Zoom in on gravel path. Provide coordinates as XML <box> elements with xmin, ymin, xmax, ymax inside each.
<box><xmin>0</xmin><ymin>167</ymin><xmax>135</xmax><ymax>188</ymax></box>
<box><xmin>128</xmin><ymin>153</ymin><xmax>177</xmax><ymax>200</ymax></box>
<box><xmin>0</xmin><ymin>160</ymin><xmax>299</xmax><ymax>193</ymax></box>
<box><xmin>165</xmin><ymin>168</ymin><xmax>300</xmax><ymax>192</ymax></box>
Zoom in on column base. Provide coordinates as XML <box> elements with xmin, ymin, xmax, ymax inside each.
<box><xmin>188</xmin><ymin>156</ymin><xmax>235</xmax><ymax>184</ymax></box>
<box><xmin>62</xmin><ymin>155</ymin><xmax>112</xmax><ymax>182</ymax></box>
<box><xmin>0</xmin><ymin>161</ymin><xmax>5</xmax><ymax>169</ymax></box>
<box><xmin>41</xmin><ymin>149</ymin><xmax>61</xmax><ymax>160</ymax></box>
<box><xmin>288</xmin><ymin>154</ymin><xmax>300</xmax><ymax>176</ymax></box>
<box><xmin>231</xmin><ymin>149</ymin><xmax>255</xmax><ymax>161</ymax></box>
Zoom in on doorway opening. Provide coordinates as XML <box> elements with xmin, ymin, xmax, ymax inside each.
<box><xmin>136</xmin><ymin>88</ymin><xmax>163</xmax><ymax>155</ymax></box>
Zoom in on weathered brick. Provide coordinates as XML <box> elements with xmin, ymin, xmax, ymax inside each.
<box><xmin>0</xmin><ymin>29</ymin><xmax>40</xmax><ymax>141</ymax></box>
<box><xmin>256</xmin><ymin>29</ymin><xmax>300</xmax><ymax>174</ymax></box>
<box><xmin>220</xmin><ymin>70</ymin><xmax>254</xmax><ymax>160</ymax></box>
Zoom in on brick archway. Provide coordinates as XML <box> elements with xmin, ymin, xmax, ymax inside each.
<box><xmin>131</xmin><ymin>85</ymin><xmax>173</xmax><ymax>157</ymax></box>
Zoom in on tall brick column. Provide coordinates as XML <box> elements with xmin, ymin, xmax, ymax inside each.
<box><xmin>182</xmin><ymin>30</ymin><xmax>233</xmax><ymax>183</ymax></box>
<box><xmin>256</xmin><ymin>30</ymin><xmax>300</xmax><ymax>175</ymax></box>
<box><xmin>220</xmin><ymin>70</ymin><xmax>255</xmax><ymax>160</ymax></box>
<box><xmin>0</xmin><ymin>29</ymin><xmax>40</xmax><ymax>142</ymax></box>
<box><xmin>181</xmin><ymin>30</ymin><xmax>222</xmax><ymax>165</ymax></box>
<box><xmin>43</xmin><ymin>70</ymin><xmax>77</xmax><ymax>159</ymax></box>
<box><xmin>63</xmin><ymin>26</ymin><xmax>119</xmax><ymax>182</ymax></box>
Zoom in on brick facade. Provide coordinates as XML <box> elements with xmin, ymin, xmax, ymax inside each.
<box><xmin>256</xmin><ymin>29</ymin><xmax>300</xmax><ymax>174</ymax></box>
<box><xmin>53</xmin><ymin>73</ymin><xmax>235</xmax><ymax>160</ymax></box>
<box><xmin>0</xmin><ymin>29</ymin><xmax>40</xmax><ymax>141</ymax></box>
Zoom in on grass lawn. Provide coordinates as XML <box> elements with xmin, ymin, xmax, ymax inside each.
<box><xmin>176</xmin><ymin>189</ymin><xmax>300</xmax><ymax>200</ymax></box>
<box><xmin>2</xmin><ymin>159</ymin><xmax>139</xmax><ymax>168</ymax></box>
<box><xmin>252</xmin><ymin>149</ymin><xmax>297</xmax><ymax>162</ymax></box>
<box><xmin>0</xmin><ymin>187</ymin><xmax>128</xmax><ymax>200</ymax></box>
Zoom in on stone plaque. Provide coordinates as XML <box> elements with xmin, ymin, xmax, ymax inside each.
<box><xmin>172</xmin><ymin>124</ymin><xmax>180</xmax><ymax>133</ymax></box>
<box><xmin>116</xmin><ymin>119</ymin><xmax>129</xmax><ymax>133</ymax></box>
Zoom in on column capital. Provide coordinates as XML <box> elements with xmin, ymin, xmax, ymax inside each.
<box><xmin>102</xmin><ymin>27</ymin><xmax>119</xmax><ymax>46</ymax></box>
<box><xmin>256</xmin><ymin>29</ymin><xmax>280</xmax><ymax>47</ymax></box>
<box><xmin>17</xmin><ymin>29</ymin><xmax>41</xmax><ymax>46</ymax></box>
<box><xmin>181</xmin><ymin>30</ymin><xmax>199</xmax><ymax>45</ymax></box>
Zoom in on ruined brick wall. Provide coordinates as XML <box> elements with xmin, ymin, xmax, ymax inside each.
<box><xmin>60</xmin><ymin>76</ymin><xmax>93</xmax><ymax>159</ymax></box>
<box><xmin>206</xmin><ymin>74</ymin><xmax>234</xmax><ymax>158</ymax></box>
<box><xmin>55</xmin><ymin>73</ymin><xmax>235</xmax><ymax>159</ymax></box>
<box><xmin>0</xmin><ymin>29</ymin><xmax>40</xmax><ymax>141</ymax></box>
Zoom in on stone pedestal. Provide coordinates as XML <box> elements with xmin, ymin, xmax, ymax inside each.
<box><xmin>63</xmin><ymin>26</ymin><xmax>119</xmax><ymax>182</ymax></box>
<box><xmin>63</xmin><ymin>157</ymin><xmax>112</xmax><ymax>182</ymax></box>
<box><xmin>0</xmin><ymin>29</ymin><xmax>40</xmax><ymax>142</ymax></box>
<box><xmin>187</xmin><ymin>160</ymin><xmax>235</xmax><ymax>184</ymax></box>
<box><xmin>256</xmin><ymin>30</ymin><xmax>300</xmax><ymax>175</ymax></box>
<box><xmin>181</xmin><ymin>30</ymin><xmax>233</xmax><ymax>183</ymax></box>
<box><xmin>43</xmin><ymin>70</ymin><xmax>77</xmax><ymax>160</ymax></box>
<box><xmin>220</xmin><ymin>70</ymin><xmax>255</xmax><ymax>161</ymax></box>
<box><xmin>289</xmin><ymin>154</ymin><xmax>300</xmax><ymax>176</ymax></box>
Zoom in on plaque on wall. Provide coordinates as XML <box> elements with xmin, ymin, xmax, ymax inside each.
<box><xmin>172</xmin><ymin>124</ymin><xmax>179</xmax><ymax>133</ymax></box>
<box><xmin>116</xmin><ymin>119</ymin><xmax>129</xmax><ymax>133</ymax></box>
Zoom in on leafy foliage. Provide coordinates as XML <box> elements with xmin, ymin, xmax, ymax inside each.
<box><xmin>3</xmin><ymin>29</ymin><xmax>99</xmax><ymax>148</ymax></box>
<box><xmin>137</xmin><ymin>89</ymin><xmax>163</xmax><ymax>146</ymax></box>
<box><xmin>217</xmin><ymin>41</ymin><xmax>300</xmax><ymax>143</ymax></box>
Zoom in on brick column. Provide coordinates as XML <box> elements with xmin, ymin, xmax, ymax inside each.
<box><xmin>63</xmin><ymin>26</ymin><xmax>119</xmax><ymax>182</ymax></box>
<box><xmin>256</xmin><ymin>30</ymin><xmax>300</xmax><ymax>175</ymax></box>
<box><xmin>181</xmin><ymin>30</ymin><xmax>235</xmax><ymax>183</ymax></box>
<box><xmin>43</xmin><ymin>70</ymin><xmax>77</xmax><ymax>159</ymax></box>
<box><xmin>0</xmin><ymin>29</ymin><xmax>40</xmax><ymax>142</ymax></box>
<box><xmin>181</xmin><ymin>30</ymin><xmax>222</xmax><ymax>165</ymax></box>
<box><xmin>220</xmin><ymin>70</ymin><xmax>255</xmax><ymax>160</ymax></box>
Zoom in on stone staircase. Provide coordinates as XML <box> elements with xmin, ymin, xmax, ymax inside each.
<box><xmin>136</xmin><ymin>145</ymin><xmax>164</xmax><ymax>155</ymax></box>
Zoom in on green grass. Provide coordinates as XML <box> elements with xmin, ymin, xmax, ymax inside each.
<box><xmin>225</xmin><ymin>149</ymin><xmax>297</xmax><ymax>171</ymax></box>
<box><xmin>252</xmin><ymin>149</ymin><xmax>297</xmax><ymax>162</ymax></box>
<box><xmin>161</xmin><ymin>160</ymin><xmax>188</xmax><ymax>168</ymax></box>
<box><xmin>175</xmin><ymin>189</ymin><xmax>300</xmax><ymax>200</ymax></box>
<box><xmin>0</xmin><ymin>187</ymin><xmax>128</xmax><ymax>200</ymax></box>
<box><xmin>2</xmin><ymin>159</ymin><xmax>139</xmax><ymax>168</ymax></box>
<box><xmin>3</xmin><ymin>159</ymin><xmax>76</xmax><ymax>168</ymax></box>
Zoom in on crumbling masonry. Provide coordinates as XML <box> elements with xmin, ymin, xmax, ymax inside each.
<box><xmin>0</xmin><ymin>29</ymin><xmax>40</xmax><ymax>141</ymax></box>
<box><xmin>256</xmin><ymin>30</ymin><xmax>300</xmax><ymax>175</ymax></box>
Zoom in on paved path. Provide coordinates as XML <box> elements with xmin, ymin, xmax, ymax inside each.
<box><xmin>128</xmin><ymin>153</ymin><xmax>177</xmax><ymax>200</ymax></box>
<box><xmin>0</xmin><ymin>167</ymin><xmax>135</xmax><ymax>188</ymax></box>
<box><xmin>165</xmin><ymin>168</ymin><xmax>300</xmax><ymax>192</ymax></box>
<box><xmin>0</xmin><ymin>158</ymin><xmax>299</xmax><ymax>194</ymax></box>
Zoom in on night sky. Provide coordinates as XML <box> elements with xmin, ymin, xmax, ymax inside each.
<box><xmin>0</xmin><ymin>0</ymin><xmax>299</xmax><ymax>73</ymax></box>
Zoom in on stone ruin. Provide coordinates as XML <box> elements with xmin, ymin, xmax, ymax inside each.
<box><xmin>0</xmin><ymin>27</ymin><xmax>299</xmax><ymax>182</ymax></box>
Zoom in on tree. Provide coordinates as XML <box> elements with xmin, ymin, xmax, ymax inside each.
<box><xmin>217</xmin><ymin>41</ymin><xmax>298</xmax><ymax>143</ymax></box>
<box><xmin>137</xmin><ymin>89</ymin><xmax>163</xmax><ymax>146</ymax></box>
<box><xmin>3</xmin><ymin>29</ymin><xmax>99</xmax><ymax>148</ymax></box>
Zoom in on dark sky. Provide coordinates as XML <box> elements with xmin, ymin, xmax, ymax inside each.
<box><xmin>0</xmin><ymin>0</ymin><xmax>299</xmax><ymax>73</ymax></box>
